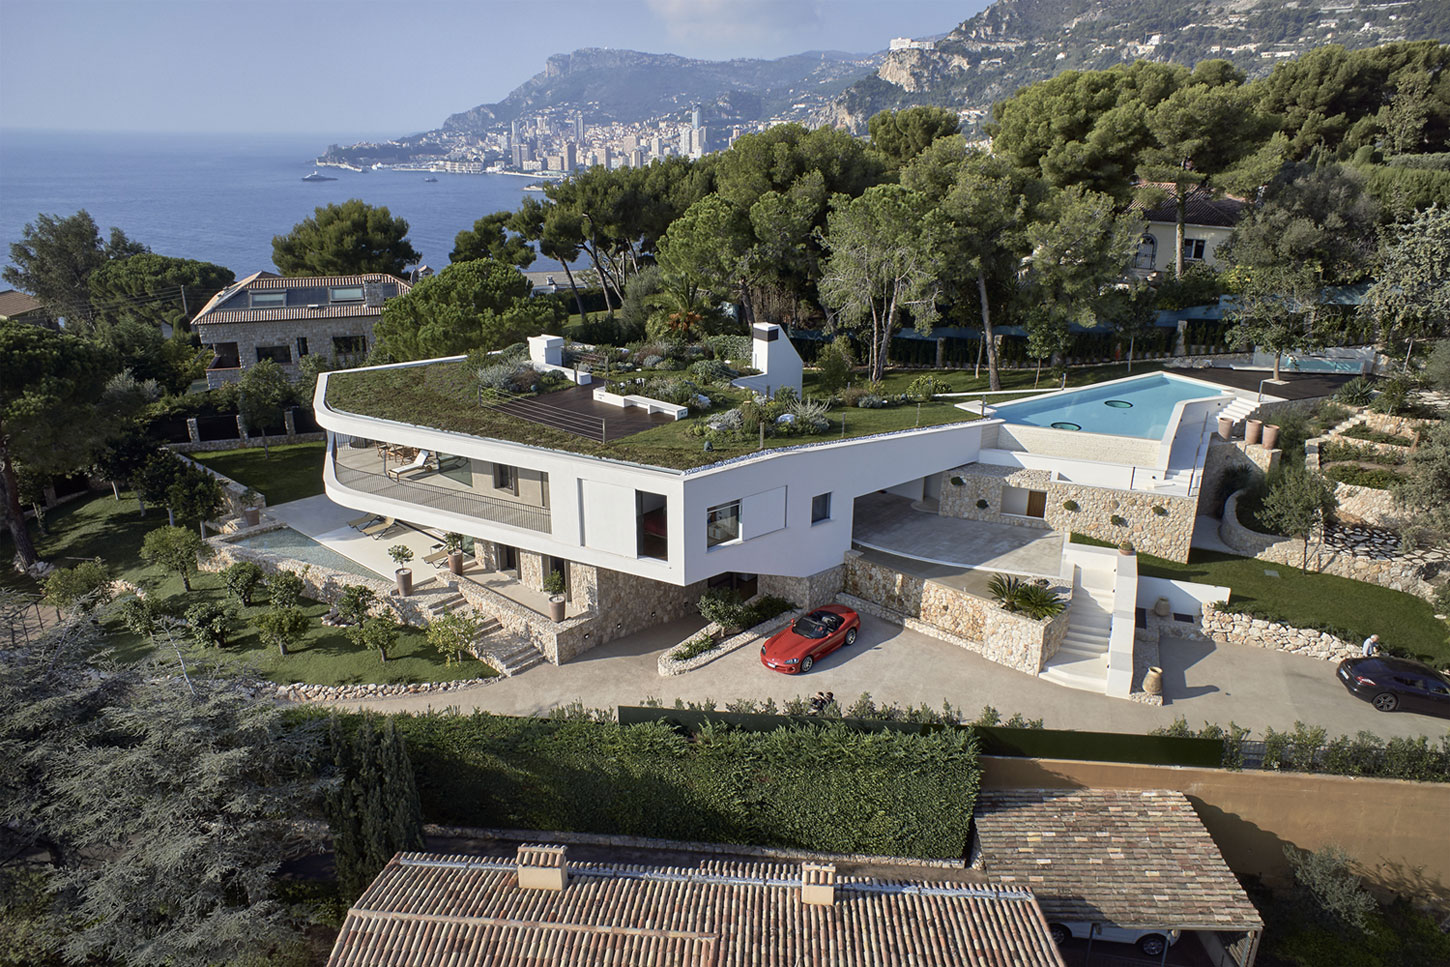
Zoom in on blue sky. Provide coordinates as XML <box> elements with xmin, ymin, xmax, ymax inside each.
<box><xmin>0</xmin><ymin>0</ymin><xmax>989</xmax><ymax>136</ymax></box>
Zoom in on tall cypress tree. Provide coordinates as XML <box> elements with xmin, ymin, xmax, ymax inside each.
<box><xmin>326</xmin><ymin>715</ymin><xmax>425</xmax><ymax>898</ymax></box>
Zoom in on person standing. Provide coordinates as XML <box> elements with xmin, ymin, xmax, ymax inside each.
<box><xmin>1362</xmin><ymin>634</ymin><xmax>1380</xmax><ymax>657</ymax></box>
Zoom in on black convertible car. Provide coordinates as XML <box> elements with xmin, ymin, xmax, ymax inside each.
<box><xmin>1338</xmin><ymin>656</ymin><xmax>1450</xmax><ymax>718</ymax></box>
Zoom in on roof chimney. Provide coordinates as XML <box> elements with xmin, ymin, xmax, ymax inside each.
<box><xmin>516</xmin><ymin>844</ymin><xmax>568</xmax><ymax>892</ymax></box>
<box><xmin>801</xmin><ymin>862</ymin><xmax>837</xmax><ymax>906</ymax></box>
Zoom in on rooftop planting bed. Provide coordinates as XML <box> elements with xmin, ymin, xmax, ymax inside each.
<box><xmin>326</xmin><ymin>351</ymin><xmax>982</xmax><ymax>471</ymax></box>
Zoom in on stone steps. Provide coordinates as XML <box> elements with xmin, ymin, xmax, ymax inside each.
<box><xmin>474</xmin><ymin>629</ymin><xmax>547</xmax><ymax>676</ymax></box>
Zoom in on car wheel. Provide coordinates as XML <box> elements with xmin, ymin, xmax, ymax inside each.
<box><xmin>1136</xmin><ymin>934</ymin><xmax>1168</xmax><ymax>957</ymax></box>
<box><xmin>800</xmin><ymin>656</ymin><xmax>814</xmax><ymax>673</ymax></box>
<box><xmin>845</xmin><ymin>628</ymin><xmax>857</xmax><ymax>646</ymax></box>
<box><xmin>1048</xmin><ymin>924</ymin><xmax>1070</xmax><ymax>946</ymax></box>
<box><xmin>1372</xmin><ymin>692</ymin><xmax>1399</xmax><ymax>712</ymax></box>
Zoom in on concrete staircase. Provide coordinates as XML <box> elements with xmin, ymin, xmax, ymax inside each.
<box><xmin>426</xmin><ymin>589</ymin><xmax>547</xmax><ymax>676</ymax></box>
<box><xmin>1038</xmin><ymin>567</ymin><xmax>1114</xmax><ymax>693</ymax></box>
<box><xmin>425</xmin><ymin>590</ymin><xmax>468</xmax><ymax>619</ymax></box>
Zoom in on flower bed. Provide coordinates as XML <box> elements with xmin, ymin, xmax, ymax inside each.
<box><xmin>658</xmin><ymin>602</ymin><xmax>799</xmax><ymax>676</ymax></box>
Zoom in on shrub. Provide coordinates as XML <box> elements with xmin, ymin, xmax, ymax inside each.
<box><xmin>705</xmin><ymin>334</ymin><xmax>752</xmax><ymax>363</ymax></box>
<box><xmin>347</xmin><ymin>616</ymin><xmax>400</xmax><ymax>663</ymax></box>
<box><xmin>426</xmin><ymin>611</ymin><xmax>481</xmax><ymax>666</ymax></box>
<box><xmin>1323</xmin><ymin>464</ymin><xmax>1402</xmax><ymax>489</ymax></box>
<box><xmin>906</xmin><ymin>373</ymin><xmax>951</xmax><ymax>402</ymax></box>
<box><xmin>1433</xmin><ymin>582</ymin><xmax>1450</xmax><ymax>616</ymax></box>
<box><xmin>742</xmin><ymin>595</ymin><xmax>795</xmax><ymax>627</ymax></box>
<box><xmin>221</xmin><ymin>561</ymin><xmax>266</xmax><ymax>606</ymax></box>
<box><xmin>1335</xmin><ymin>377</ymin><xmax>1375</xmax><ymax>407</ymax></box>
<box><xmin>1061</xmin><ymin>499</ymin><xmax>1079</xmax><ymax>512</ymax></box>
<box><xmin>1013</xmin><ymin>584</ymin><xmax>1067</xmax><ymax>620</ymax></box>
<box><xmin>266</xmin><ymin>569</ymin><xmax>305</xmax><ymax>610</ymax></box>
<box><xmin>1369</xmin><ymin>377</ymin><xmax>1411</xmax><ymax>415</ymax></box>
<box><xmin>336</xmin><ymin>584</ymin><xmax>377</xmax><ymax>625</ymax></box>
<box><xmin>839</xmin><ymin>386</ymin><xmax>872</xmax><ymax>408</ymax></box>
<box><xmin>139</xmin><ymin>526</ymin><xmax>205</xmax><ymax>591</ymax></box>
<box><xmin>1285</xmin><ymin>845</ymin><xmax>1377</xmax><ymax>934</ymax></box>
<box><xmin>475</xmin><ymin>362</ymin><xmax>522</xmax><ymax>395</ymax></box>
<box><xmin>674</xmin><ymin>631</ymin><xmax>719</xmax><ymax>661</ymax></box>
<box><xmin>950</xmin><ymin>476</ymin><xmax>965</xmax><ymax>487</ymax></box>
<box><xmin>1110</xmin><ymin>514</ymin><xmax>1127</xmax><ymax>526</ymax></box>
<box><xmin>986</xmin><ymin>574</ymin><xmax>1025</xmax><ymax>611</ymax></box>
<box><xmin>184</xmin><ymin>601</ymin><xmax>237</xmax><ymax>649</ymax></box>
<box><xmin>706</xmin><ymin>408</ymin><xmax>744</xmax><ymax>433</ymax></box>
<box><xmin>1151</xmin><ymin>504</ymin><xmax>1169</xmax><ymax>516</ymax></box>
<box><xmin>115</xmin><ymin>595</ymin><xmax>158</xmax><ymax>637</ymax></box>
<box><xmin>854</xmin><ymin>394</ymin><xmax>887</xmax><ymax>408</ymax></box>
<box><xmin>42</xmin><ymin>559</ymin><xmax>113</xmax><ymax>614</ymax></box>
<box><xmin>698</xmin><ymin>588</ymin><xmax>750</xmax><ymax>630</ymax></box>
<box><xmin>815</xmin><ymin>337</ymin><xmax>854</xmax><ymax>392</ymax></box>
<box><xmin>542</xmin><ymin>569</ymin><xmax>566</xmax><ymax>597</ymax></box>
<box><xmin>786</xmin><ymin>397</ymin><xmax>830</xmax><ymax>433</ymax></box>
<box><xmin>688</xmin><ymin>358</ymin><xmax>736</xmax><ymax>384</ymax></box>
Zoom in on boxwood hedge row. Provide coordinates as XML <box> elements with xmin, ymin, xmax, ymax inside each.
<box><xmin>360</xmin><ymin>711</ymin><xmax>980</xmax><ymax>860</ymax></box>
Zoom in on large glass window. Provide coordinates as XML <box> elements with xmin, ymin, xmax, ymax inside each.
<box><xmin>706</xmin><ymin>500</ymin><xmax>741</xmax><ymax>547</ymax></box>
<box><xmin>255</xmin><ymin>345</ymin><xmax>292</xmax><ymax>364</ymax></box>
<box><xmin>637</xmin><ymin>491</ymin><xmax>668</xmax><ymax>560</ymax></box>
<box><xmin>210</xmin><ymin>342</ymin><xmax>240</xmax><ymax>369</ymax></box>
<box><xmin>811</xmin><ymin>492</ymin><xmax>832</xmax><ymax>524</ymax></box>
<box><xmin>333</xmin><ymin>334</ymin><xmax>367</xmax><ymax>357</ymax></box>
<box><xmin>492</xmin><ymin>463</ymin><xmax>517</xmax><ymax>495</ymax></box>
<box><xmin>1182</xmin><ymin>238</ymin><xmax>1206</xmax><ymax>261</ymax></box>
<box><xmin>330</xmin><ymin>286</ymin><xmax>365</xmax><ymax>303</ymax></box>
<box><xmin>250</xmin><ymin>291</ymin><xmax>286</xmax><ymax>308</ymax></box>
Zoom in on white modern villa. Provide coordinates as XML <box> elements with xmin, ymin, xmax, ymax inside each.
<box><xmin>310</xmin><ymin>324</ymin><xmax>1292</xmax><ymax>694</ymax></box>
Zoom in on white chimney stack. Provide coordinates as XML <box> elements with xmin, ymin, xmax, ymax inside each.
<box><xmin>801</xmin><ymin>862</ymin><xmax>837</xmax><ymax>906</ymax></box>
<box><xmin>516</xmin><ymin>844</ymin><xmax>568</xmax><ymax>892</ymax></box>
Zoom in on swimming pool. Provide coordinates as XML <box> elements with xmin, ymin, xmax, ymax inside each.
<box><xmin>230</xmin><ymin>527</ymin><xmax>381</xmax><ymax>580</ymax></box>
<box><xmin>992</xmin><ymin>374</ymin><xmax>1228</xmax><ymax>439</ymax></box>
<box><xmin>1279</xmin><ymin>356</ymin><xmax>1367</xmax><ymax>374</ymax></box>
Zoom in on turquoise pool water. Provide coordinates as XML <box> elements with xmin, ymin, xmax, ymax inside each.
<box><xmin>231</xmin><ymin>527</ymin><xmax>380</xmax><ymax>580</ymax></box>
<box><xmin>1280</xmin><ymin>356</ymin><xmax>1365</xmax><ymax>374</ymax></box>
<box><xmin>993</xmin><ymin>374</ymin><xmax>1226</xmax><ymax>439</ymax></box>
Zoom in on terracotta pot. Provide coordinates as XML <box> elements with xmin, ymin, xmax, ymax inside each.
<box><xmin>1262</xmin><ymin>424</ymin><xmax>1281</xmax><ymax>450</ymax></box>
<box><xmin>1245</xmin><ymin>419</ymin><xmax>1263</xmax><ymax>445</ymax></box>
<box><xmin>395</xmin><ymin>568</ymin><xmax>413</xmax><ymax>597</ymax></box>
<box><xmin>1144</xmin><ymin>666</ymin><xmax>1163</xmax><ymax>696</ymax></box>
<box><xmin>1217</xmin><ymin>416</ymin><xmax>1233</xmax><ymax>441</ymax></box>
<box><xmin>549</xmin><ymin>594</ymin><xmax>566</xmax><ymax>623</ymax></box>
<box><xmin>448</xmin><ymin>551</ymin><xmax>464</xmax><ymax>575</ymax></box>
<box><xmin>241</xmin><ymin>507</ymin><xmax>261</xmax><ymax>527</ymax></box>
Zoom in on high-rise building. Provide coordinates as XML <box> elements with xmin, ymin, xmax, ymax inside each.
<box><xmin>510</xmin><ymin>120</ymin><xmax>519</xmax><ymax>145</ymax></box>
<box><xmin>679</xmin><ymin>125</ymin><xmax>693</xmax><ymax>156</ymax></box>
<box><xmin>563</xmin><ymin>142</ymin><xmax>577</xmax><ymax>171</ymax></box>
<box><xmin>629</xmin><ymin>148</ymin><xmax>644</xmax><ymax>168</ymax></box>
<box><xmin>601</xmin><ymin>145</ymin><xmax>613</xmax><ymax>168</ymax></box>
<box><xmin>691</xmin><ymin>105</ymin><xmax>701</xmax><ymax>131</ymax></box>
<box><xmin>575</xmin><ymin>115</ymin><xmax>584</xmax><ymax>142</ymax></box>
<box><xmin>650</xmin><ymin>135</ymin><xmax>664</xmax><ymax>157</ymax></box>
<box><xmin>695</xmin><ymin>127</ymin><xmax>709</xmax><ymax>154</ymax></box>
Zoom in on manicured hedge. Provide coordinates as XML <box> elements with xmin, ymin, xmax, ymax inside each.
<box><xmin>365</xmin><ymin>711</ymin><xmax>980</xmax><ymax>859</ymax></box>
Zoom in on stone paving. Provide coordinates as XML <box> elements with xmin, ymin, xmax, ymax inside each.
<box><xmin>1324</xmin><ymin>520</ymin><xmax>1450</xmax><ymax>573</ymax></box>
<box><xmin>852</xmin><ymin>492</ymin><xmax>1065</xmax><ymax>577</ymax></box>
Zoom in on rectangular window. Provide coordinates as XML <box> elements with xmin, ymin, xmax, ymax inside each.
<box><xmin>295</xmin><ymin>336</ymin><xmax>309</xmax><ymax>358</ymax></box>
<box><xmin>637</xmin><ymin>491</ymin><xmax>668</xmax><ymax>561</ymax></box>
<box><xmin>255</xmin><ymin>345</ymin><xmax>292</xmax><ymax>365</ymax></box>
<box><xmin>332</xmin><ymin>334</ymin><xmax>367</xmax><ymax>357</ymax></box>
<box><xmin>1182</xmin><ymin>238</ymin><xmax>1206</xmax><ymax>261</ymax></box>
<box><xmin>329</xmin><ymin>286</ymin><xmax>365</xmax><ymax>303</ymax></box>
<box><xmin>706</xmin><ymin>500</ymin><xmax>741</xmax><ymax>547</ymax></box>
<box><xmin>250</xmin><ymin>291</ymin><xmax>286</xmax><ymax>308</ymax></box>
<box><xmin>210</xmin><ymin>342</ymin><xmax>240</xmax><ymax>369</ymax></box>
<box><xmin>492</xmin><ymin>463</ymin><xmax>517</xmax><ymax>495</ymax></box>
<box><xmin>811</xmin><ymin>492</ymin><xmax>832</xmax><ymax>524</ymax></box>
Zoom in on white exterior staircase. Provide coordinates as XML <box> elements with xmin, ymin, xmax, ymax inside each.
<box><xmin>1038</xmin><ymin>567</ymin><xmax>1115</xmax><ymax>693</ymax></box>
<box><xmin>1219</xmin><ymin>396</ymin><xmax>1257</xmax><ymax>432</ymax></box>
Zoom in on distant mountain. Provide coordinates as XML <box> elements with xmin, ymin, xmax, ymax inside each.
<box><xmin>442</xmin><ymin>47</ymin><xmax>885</xmax><ymax>133</ymax></box>
<box><xmin>821</xmin><ymin>0</ymin><xmax>1450</xmax><ymax>132</ymax></box>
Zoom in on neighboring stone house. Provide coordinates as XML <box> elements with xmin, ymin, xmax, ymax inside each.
<box><xmin>1128</xmin><ymin>185</ymin><xmax>1248</xmax><ymax>278</ymax></box>
<box><xmin>972</xmin><ymin>788</ymin><xmax>1264</xmax><ymax>964</ymax></box>
<box><xmin>191</xmin><ymin>271</ymin><xmax>410</xmax><ymax>388</ymax></box>
<box><xmin>326</xmin><ymin>845</ymin><xmax>1067</xmax><ymax>967</ymax></box>
<box><xmin>0</xmin><ymin>289</ymin><xmax>50</xmax><ymax>326</ymax></box>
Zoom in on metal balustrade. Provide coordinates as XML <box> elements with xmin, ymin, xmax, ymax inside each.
<box><xmin>331</xmin><ymin>446</ymin><xmax>552</xmax><ymax>533</ymax></box>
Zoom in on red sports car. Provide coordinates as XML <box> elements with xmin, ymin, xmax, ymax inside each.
<box><xmin>760</xmin><ymin>604</ymin><xmax>861</xmax><ymax>674</ymax></box>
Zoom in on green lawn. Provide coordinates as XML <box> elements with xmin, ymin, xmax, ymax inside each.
<box><xmin>3</xmin><ymin>490</ymin><xmax>495</xmax><ymax>686</ymax></box>
<box><xmin>192</xmin><ymin>441</ymin><xmax>327</xmax><ymax>506</ymax></box>
<box><xmin>1072</xmin><ymin>536</ymin><xmax>1450</xmax><ymax>663</ymax></box>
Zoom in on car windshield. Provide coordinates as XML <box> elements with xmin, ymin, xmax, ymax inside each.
<box><xmin>792</xmin><ymin>617</ymin><xmax>828</xmax><ymax>639</ymax></box>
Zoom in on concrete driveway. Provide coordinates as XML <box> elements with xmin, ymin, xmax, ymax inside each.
<box><xmin>335</xmin><ymin>614</ymin><xmax>1448</xmax><ymax>740</ymax></box>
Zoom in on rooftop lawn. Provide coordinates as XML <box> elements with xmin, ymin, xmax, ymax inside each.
<box><xmin>325</xmin><ymin>360</ymin><xmax>990</xmax><ymax>471</ymax></box>
<box><xmin>191</xmin><ymin>440</ymin><xmax>327</xmax><ymax>506</ymax></box>
<box><xmin>2</xmin><ymin>490</ymin><xmax>494</xmax><ymax>686</ymax></box>
<box><xmin>1072</xmin><ymin>536</ymin><xmax>1449</xmax><ymax>665</ymax></box>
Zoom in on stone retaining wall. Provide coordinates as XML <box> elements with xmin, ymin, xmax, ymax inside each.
<box><xmin>759</xmin><ymin>566</ymin><xmax>844</xmax><ymax>609</ymax></box>
<box><xmin>939</xmin><ymin>465</ymin><xmax>1197</xmax><ymax>563</ymax></box>
<box><xmin>657</xmin><ymin>609</ymin><xmax>798</xmax><ymax>677</ymax></box>
<box><xmin>841</xmin><ymin>552</ymin><xmax>1069</xmax><ymax>674</ymax></box>
<box><xmin>171</xmin><ymin>431</ymin><xmax>326</xmax><ymax>455</ymax></box>
<box><xmin>276</xmin><ymin>676</ymin><xmax>498</xmax><ymax>703</ymax></box>
<box><xmin>1201</xmin><ymin>601</ymin><xmax>1359</xmax><ymax>662</ymax></box>
<box><xmin>1220</xmin><ymin>489</ymin><xmax>1437</xmax><ymax>600</ymax></box>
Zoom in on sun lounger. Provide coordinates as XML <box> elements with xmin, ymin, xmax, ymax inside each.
<box><xmin>372</xmin><ymin>522</ymin><xmax>408</xmax><ymax>541</ymax></box>
<box><xmin>359</xmin><ymin>516</ymin><xmax>395</xmax><ymax>537</ymax></box>
<box><xmin>386</xmin><ymin>449</ymin><xmax>432</xmax><ymax>481</ymax></box>
<box><xmin>423</xmin><ymin>548</ymin><xmax>450</xmax><ymax>568</ymax></box>
<box><xmin>347</xmin><ymin>514</ymin><xmax>379</xmax><ymax>531</ymax></box>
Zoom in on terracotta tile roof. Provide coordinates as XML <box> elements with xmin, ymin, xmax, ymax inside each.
<box><xmin>0</xmin><ymin>289</ymin><xmax>45</xmax><ymax>317</ymax></box>
<box><xmin>191</xmin><ymin>272</ymin><xmax>411</xmax><ymax>327</ymax></box>
<box><xmin>1129</xmin><ymin>184</ymin><xmax>1248</xmax><ymax>228</ymax></box>
<box><xmin>972</xmin><ymin>789</ymin><xmax>1262</xmax><ymax>932</ymax></box>
<box><xmin>326</xmin><ymin>850</ymin><xmax>1067</xmax><ymax>967</ymax></box>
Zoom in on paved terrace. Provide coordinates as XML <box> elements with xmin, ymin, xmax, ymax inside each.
<box><xmin>1168</xmin><ymin>367</ymin><xmax>1359</xmax><ymax>401</ymax></box>
<box><xmin>853</xmin><ymin>492</ymin><xmax>1065</xmax><ymax>579</ymax></box>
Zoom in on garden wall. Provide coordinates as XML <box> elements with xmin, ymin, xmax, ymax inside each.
<box><xmin>981</xmin><ymin>756</ymin><xmax>1450</xmax><ymax>908</ymax></box>
<box><xmin>939</xmin><ymin>464</ymin><xmax>1198</xmax><ymax>563</ymax></box>
<box><xmin>841</xmin><ymin>551</ymin><xmax>1069</xmax><ymax>674</ymax></box>
<box><xmin>1200</xmin><ymin>601</ymin><xmax>1360</xmax><ymax>662</ymax></box>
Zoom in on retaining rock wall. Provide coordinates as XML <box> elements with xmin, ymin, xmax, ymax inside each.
<box><xmin>1201</xmin><ymin>601</ymin><xmax>1360</xmax><ymax>662</ymax></box>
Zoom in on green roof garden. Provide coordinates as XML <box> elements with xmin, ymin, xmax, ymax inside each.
<box><xmin>323</xmin><ymin>358</ymin><xmax>989</xmax><ymax>472</ymax></box>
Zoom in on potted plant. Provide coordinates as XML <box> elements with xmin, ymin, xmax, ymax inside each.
<box><xmin>1245</xmin><ymin>419</ymin><xmax>1263</xmax><ymax>445</ymax></box>
<box><xmin>443</xmin><ymin>532</ymin><xmax>465</xmax><ymax>575</ymax></box>
<box><xmin>388</xmin><ymin>544</ymin><xmax>414</xmax><ymax>596</ymax></box>
<box><xmin>1217</xmin><ymin>415</ymin><xmax>1234</xmax><ymax>440</ymax></box>
<box><xmin>1262</xmin><ymin>424</ymin><xmax>1281</xmax><ymax>450</ymax></box>
<box><xmin>240</xmin><ymin>488</ymin><xmax>263</xmax><ymax>527</ymax></box>
<box><xmin>542</xmin><ymin>568</ymin><xmax>566</xmax><ymax>622</ymax></box>
<box><xmin>1118</xmin><ymin>540</ymin><xmax>1135</xmax><ymax>556</ymax></box>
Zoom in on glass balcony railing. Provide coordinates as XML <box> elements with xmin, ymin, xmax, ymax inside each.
<box><xmin>330</xmin><ymin>441</ymin><xmax>552</xmax><ymax>533</ymax></box>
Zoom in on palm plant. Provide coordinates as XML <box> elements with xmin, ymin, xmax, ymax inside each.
<box><xmin>1014</xmin><ymin>584</ymin><xmax>1067</xmax><ymax>620</ymax></box>
<box><xmin>986</xmin><ymin>573</ymin><xmax>1025</xmax><ymax>611</ymax></box>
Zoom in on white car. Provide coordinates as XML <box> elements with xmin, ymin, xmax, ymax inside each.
<box><xmin>1047</xmin><ymin>922</ymin><xmax>1181</xmax><ymax>957</ymax></box>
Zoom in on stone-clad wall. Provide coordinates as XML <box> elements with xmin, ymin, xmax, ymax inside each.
<box><xmin>938</xmin><ymin>465</ymin><xmax>1197</xmax><ymax>563</ymax></box>
<box><xmin>759</xmin><ymin>566</ymin><xmax>845</xmax><ymax>608</ymax></box>
<box><xmin>199</xmin><ymin>317</ymin><xmax>376</xmax><ymax>387</ymax></box>
<box><xmin>1201</xmin><ymin>601</ymin><xmax>1360</xmax><ymax>662</ymax></box>
<box><xmin>841</xmin><ymin>552</ymin><xmax>1069</xmax><ymax>674</ymax></box>
<box><xmin>1195</xmin><ymin>438</ymin><xmax>1279</xmax><ymax>517</ymax></box>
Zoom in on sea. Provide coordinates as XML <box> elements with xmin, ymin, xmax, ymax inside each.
<box><xmin>0</xmin><ymin>129</ymin><xmax>558</xmax><ymax>279</ymax></box>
